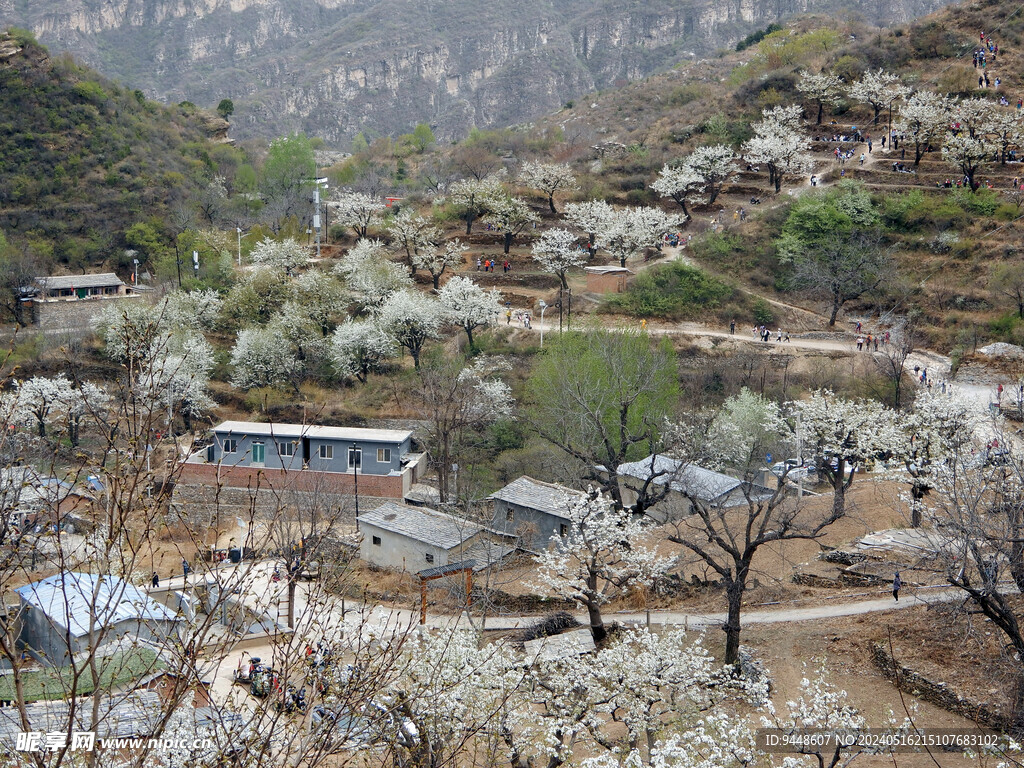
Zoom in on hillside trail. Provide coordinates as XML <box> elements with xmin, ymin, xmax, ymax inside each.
<box><xmin>267</xmin><ymin>577</ymin><xmax>981</xmax><ymax>634</ymax></box>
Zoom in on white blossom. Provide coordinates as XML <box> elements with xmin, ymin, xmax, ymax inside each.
<box><xmin>596</xmin><ymin>207</ymin><xmax>682</xmax><ymax>267</ymax></box>
<box><xmin>519</xmin><ymin>160</ymin><xmax>579</xmax><ymax>213</ymax></box>
<box><xmin>229</xmin><ymin>326</ymin><xmax>301</xmax><ymax>389</ymax></box>
<box><xmin>564</xmin><ymin>199</ymin><xmax>615</xmax><ymax>252</ymax></box>
<box><xmin>437</xmin><ymin>275</ymin><xmax>502</xmax><ymax>349</ymax></box>
<box><xmin>375</xmin><ymin>289</ymin><xmax>443</xmax><ymax>368</ymax></box>
<box><xmin>535</xmin><ymin>491</ymin><xmax>677</xmax><ymax>636</ymax></box>
<box><xmin>743</xmin><ymin>105</ymin><xmax>813</xmax><ymax>193</ymax></box>
<box><xmin>796</xmin><ymin>70</ymin><xmax>845</xmax><ymax>124</ymax></box>
<box><xmin>330</xmin><ymin>318</ymin><xmax>396</xmax><ymax>383</ymax></box>
<box><xmin>161</xmin><ymin>288</ymin><xmax>223</xmax><ymax>331</ymax></box>
<box><xmin>249</xmin><ymin>236</ymin><xmax>310</xmax><ymax>275</ymax></box>
<box><xmin>848</xmin><ymin>69</ymin><xmax>909</xmax><ymax>124</ymax></box>
<box><xmin>531</xmin><ymin>228</ymin><xmax>587</xmax><ymax>288</ymax></box>
<box><xmin>334</xmin><ymin>238</ymin><xmax>413</xmax><ymax>310</ymax></box>
<box><xmin>331</xmin><ymin>191</ymin><xmax>386</xmax><ymax>238</ymax></box>
<box><xmin>412</xmin><ymin>238</ymin><xmax>467</xmax><ymax>289</ymax></box>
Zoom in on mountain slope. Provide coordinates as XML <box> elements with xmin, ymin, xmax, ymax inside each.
<box><xmin>0</xmin><ymin>30</ymin><xmax>229</xmax><ymax>271</ymax></box>
<box><xmin>0</xmin><ymin>0</ymin><xmax>961</xmax><ymax>145</ymax></box>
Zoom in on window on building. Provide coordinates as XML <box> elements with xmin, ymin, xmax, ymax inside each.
<box><xmin>506</xmin><ymin>509</ymin><xmax>514</xmax><ymax>522</ymax></box>
<box><xmin>319</xmin><ymin>444</ymin><xmax>333</xmax><ymax>460</ymax></box>
<box><xmin>251</xmin><ymin>441</ymin><xmax>265</xmax><ymax>464</ymax></box>
<box><xmin>560</xmin><ymin>524</ymin><xmax>568</xmax><ymax>537</ymax></box>
<box><xmin>223</xmin><ymin>438</ymin><xmax>237</xmax><ymax>454</ymax></box>
<box><xmin>372</xmin><ymin>536</ymin><xmax>381</xmax><ymax>546</ymax></box>
<box><xmin>377</xmin><ymin>448</ymin><xmax>392</xmax><ymax>463</ymax></box>
<box><xmin>348</xmin><ymin>447</ymin><xmax>362</xmax><ymax>470</ymax></box>
<box><xmin>279</xmin><ymin>441</ymin><xmax>295</xmax><ymax>457</ymax></box>
<box><xmin>425</xmin><ymin>553</ymin><xmax>435</xmax><ymax>564</ymax></box>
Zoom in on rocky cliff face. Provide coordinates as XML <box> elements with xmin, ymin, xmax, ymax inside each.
<box><xmin>0</xmin><ymin>0</ymin><xmax>956</xmax><ymax>146</ymax></box>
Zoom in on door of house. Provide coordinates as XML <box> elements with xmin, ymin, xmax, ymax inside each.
<box><xmin>76</xmin><ymin>287</ymin><xmax>88</xmax><ymax>299</ymax></box>
<box><xmin>251</xmin><ymin>441</ymin><xmax>265</xmax><ymax>464</ymax></box>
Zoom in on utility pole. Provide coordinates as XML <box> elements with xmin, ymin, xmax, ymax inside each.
<box><xmin>312</xmin><ymin>176</ymin><xmax>329</xmax><ymax>259</ymax></box>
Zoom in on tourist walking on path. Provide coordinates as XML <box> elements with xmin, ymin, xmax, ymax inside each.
<box><xmin>893</xmin><ymin>571</ymin><xmax>902</xmax><ymax>602</ymax></box>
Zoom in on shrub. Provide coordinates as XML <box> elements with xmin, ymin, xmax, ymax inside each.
<box><xmin>605</xmin><ymin>261</ymin><xmax>733</xmax><ymax>319</ymax></box>
<box><xmin>752</xmin><ymin>298</ymin><xmax>775</xmax><ymax>326</ymax></box>
<box><xmin>736</xmin><ymin>23</ymin><xmax>782</xmax><ymax>51</ymax></box>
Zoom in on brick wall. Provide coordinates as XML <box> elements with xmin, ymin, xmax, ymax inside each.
<box><xmin>178</xmin><ymin>462</ymin><xmax>405</xmax><ymax>498</ymax></box>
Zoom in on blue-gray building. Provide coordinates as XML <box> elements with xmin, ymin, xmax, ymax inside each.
<box><xmin>207</xmin><ymin>421</ymin><xmax>414</xmax><ymax>474</ymax></box>
<box><xmin>184</xmin><ymin>421</ymin><xmax>425</xmax><ymax>499</ymax></box>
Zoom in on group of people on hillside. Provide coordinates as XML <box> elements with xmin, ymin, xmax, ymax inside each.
<box><xmin>476</xmin><ymin>257</ymin><xmax>512</xmax><ymax>273</ymax></box>
<box><xmin>751</xmin><ymin>325</ymin><xmax>791</xmax><ymax>343</ymax></box>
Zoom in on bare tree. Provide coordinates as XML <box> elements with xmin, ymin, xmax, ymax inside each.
<box><xmin>874</xmin><ymin>315</ymin><xmax>918</xmax><ymax>409</ymax></box>
<box><xmin>668</xmin><ymin>390</ymin><xmax>850</xmax><ymax>667</ymax></box>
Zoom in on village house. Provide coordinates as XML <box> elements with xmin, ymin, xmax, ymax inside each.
<box><xmin>181</xmin><ymin>420</ymin><xmax>425</xmax><ymax>499</ymax></box>
<box><xmin>26</xmin><ymin>272</ymin><xmax>139</xmax><ymax>331</ymax></box>
<box><xmin>607</xmin><ymin>454</ymin><xmax>775</xmax><ymax>520</ymax></box>
<box><xmin>488</xmin><ymin>475</ymin><xmax>589</xmax><ymax>551</ymax></box>
<box><xmin>16</xmin><ymin>572</ymin><xmax>183</xmax><ymax>665</ymax></box>
<box><xmin>358</xmin><ymin>501</ymin><xmax>515</xmax><ymax>573</ymax></box>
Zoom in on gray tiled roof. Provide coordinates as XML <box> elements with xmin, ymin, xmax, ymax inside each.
<box><xmin>487</xmin><ymin>476</ymin><xmax>587</xmax><ymax>519</ymax></box>
<box><xmin>614</xmin><ymin>455</ymin><xmax>773</xmax><ymax>504</ymax></box>
<box><xmin>16</xmin><ymin>572</ymin><xmax>180</xmax><ymax>638</ymax></box>
<box><xmin>359</xmin><ymin>501</ymin><xmax>484</xmax><ymax>550</ymax></box>
<box><xmin>35</xmin><ymin>273</ymin><xmax>124</xmax><ymax>290</ymax></box>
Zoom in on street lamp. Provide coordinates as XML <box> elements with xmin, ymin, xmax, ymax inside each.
<box><xmin>538</xmin><ymin>300</ymin><xmax>548</xmax><ymax>348</ymax></box>
<box><xmin>236</xmin><ymin>228</ymin><xmax>252</xmax><ymax>267</ymax></box>
<box><xmin>132</xmin><ymin>259</ymin><xmax>139</xmax><ymax>287</ymax></box>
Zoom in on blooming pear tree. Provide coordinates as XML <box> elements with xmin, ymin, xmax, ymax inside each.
<box><xmin>412</xmin><ymin>238</ymin><xmax>467</xmax><ymax>289</ymax></box>
<box><xmin>146</xmin><ymin>331</ymin><xmax>216</xmax><ymax>424</ymax></box>
<box><xmin>651</xmin><ymin>163</ymin><xmax>704</xmax><ymax>217</ymax></box>
<box><xmin>762</xmin><ymin>663</ymin><xmax>912</xmax><ymax>768</ymax></box>
<box><xmin>742</xmin><ymin>105</ymin><xmax>813</xmax><ymax>193</ymax></box>
<box><xmin>519</xmin><ymin>160</ymin><xmax>580</xmax><ymax>213</ymax></box>
<box><xmin>796</xmin><ymin>70</ymin><xmax>845</xmax><ymax>125</ymax></box>
<box><xmin>331</xmin><ymin>191</ymin><xmax>386</xmax><ymax>238</ymax></box>
<box><xmin>415</xmin><ymin>355</ymin><xmax>514</xmax><ymax>501</ymax></box>
<box><xmin>685</xmin><ymin>145</ymin><xmax>739</xmax><ymax>206</ymax></box>
<box><xmin>894</xmin><ymin>90</ymin><xmax>952</xmax><ymax>166</ymax></box>
<box><xmin>333</xmin><ymin>238</ymin><xmax>414</xmax><ymax>310</ymax></box>
<box><xmin>531</xmin><ymin>227</ymin><xmax>587</xmax><ymax>288</ymax></box>
<box><xmin>229</xmin><ymin>326</ymin><xmax>301</xmax><ymax>390</ymax></box>
<box><xmin>249</xmin><ymin>236</ymin><xmax>310</xmax><ymax>275</ymax></box>
<box><xmin>329</xmin><ymin>318</ymin><xmax>396</xmax><ymax>383</ymax></box>
<box><xmin>387</xmin><ymin>208</ymin><xmax>441</xmax><ymax>274</ymax></box>
<box><xmin>849</xmin><ymin>69</ymin><xmax>909</xmax><ymax>125</ymax></box>
<box><xmin>11</xmin><ymin>375</ymin><xmax>75</xmax><ymax>438</ymax></box>
<box><xmin>437</xmin><ymin>275</ymin><xmax>502</xmax><ymax>349</ymax></box>
<box><xmin>942</xmin><ymin>131</ymin><xmax>998</xmax><ymax>192</ymax></box>
<box><xmin>447</xmin><ymin>171</ymin><xmax>507</xmax><ymax>234</ymax></box>
<box><xmin>290</xmin><ymin>269</ymin><xmax>346</xmax><ymax>335</ymax></box>
<box><xmin>535</xmin><ymin>491</ymin><xmax>676</xmax><ymax>640</ymax></box>
<box><xmin>596</xmin><ymin>207</ymin><xmax>682</xmax><ymax>267</ymax></box>
<box><xmin>666</xmin><ymin>389</ymin><xmax>855</xmax><ymax>667</ymax></box>
<box><xmin>504</xmin><ymin>626</ymin><xmax>765</xmax><ymax>768</ymax></box>
<box><xmin>894</xmin><ymin>390</ymin><xmax>986</xmax><ymax>526</ymax></box>
<box><xmin>375</xmin><ymin>289</ymin><xmax>443</xmax><ymax>368</ymax></box>
<box><xmin>795</xmin><ymin>390</ymin><xmax>899</xmax><ymax>520</ymax></box>
<box><xmin>162</xmin><ymin>288</ymin><xmax>223</xmax><ymax>331</ymax></box>
<box><xmin>564</xmin><ymin>199</ymin><xmax>615</xmax><ymax>255</ymax></box>
<box><xmin>483</xmin><ymin>195</ymin><xmax>539</xmax><ymax>254</ymax></box>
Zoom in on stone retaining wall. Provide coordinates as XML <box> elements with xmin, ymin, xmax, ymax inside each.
<box><xmin>871</xmin><ymin>642</ymin><xmax>1017</xmax><ymax>733</ymax></box>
